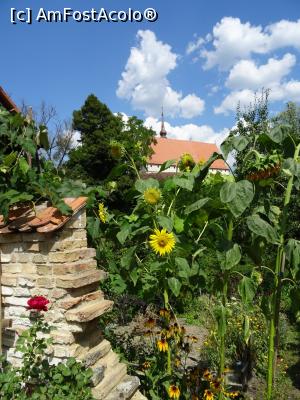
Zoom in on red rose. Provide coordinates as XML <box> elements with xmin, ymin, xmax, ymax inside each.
<box><xmin>27</xmin><ymin>296</ymin><xmax>49</xmax><ymax>311</ymax></box>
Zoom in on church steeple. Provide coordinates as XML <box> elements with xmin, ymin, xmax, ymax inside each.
<box><xmin>160</xmin><ymin>107</ymin><xmax>167</xmax><ymax>138</ymax></box>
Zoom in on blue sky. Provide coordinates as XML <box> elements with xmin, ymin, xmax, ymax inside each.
<box><xmin>1</xmin><ymin>0</ymin><xmax>300</xmax><ymax>144</ymax></box>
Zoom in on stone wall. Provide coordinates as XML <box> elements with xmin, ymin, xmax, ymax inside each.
<box><xmin>0</xmin><ymin>209</ymin><xmax>146</xmax><ymax>400</ymax></box>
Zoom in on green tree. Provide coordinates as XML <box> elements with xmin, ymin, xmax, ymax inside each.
<box><xmin>66</xmin><ymin>95</ymin><xmax>156</xmax><ymax>207</ymax></box>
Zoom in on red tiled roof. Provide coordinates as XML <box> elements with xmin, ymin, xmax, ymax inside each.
<box><xmin>0</xmin><ymin>86</ymin><xmax>20</xmax><ymax>113</ymax></box>
<box><xmin>149</xmin><ymin>137</ymin><xmax>228</xmax><ymax>170</ymax></box>
<box><xmin>0</xmin><ymin>197</ymin><xmax>87</xmax><ymax>234</ymax></box>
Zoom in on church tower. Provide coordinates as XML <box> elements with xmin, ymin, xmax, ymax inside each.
<box><xmin>160</xmin><ymin>107</ymin><xmax>167</xmax><ymax>138</ymax></box>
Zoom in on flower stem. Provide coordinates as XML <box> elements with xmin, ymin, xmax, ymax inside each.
<box><xmin>266</xmin><ymin>142</ymin><xmax>300</xmax><ymax>400</ymax></box>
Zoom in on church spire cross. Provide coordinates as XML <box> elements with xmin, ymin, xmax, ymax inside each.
<box><xmin>160</xmin><ymin>106</ymin><xmax>167</xmax><ymax>138</ymax></box>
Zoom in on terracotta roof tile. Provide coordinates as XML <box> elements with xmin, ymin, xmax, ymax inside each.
<box><xmin>149</xmin><ymin>137</ymin><xmax>228</xmax><ymax>170</ymax></box>
<box><xmin>0</xmin><ymin>86</ymin><xmax>20</xmax><ymax>113</ymax></box>
<box><xmin>0</xmin><ymin>197</ymin><xmax>87</xmax><ymax>234</ymax></box>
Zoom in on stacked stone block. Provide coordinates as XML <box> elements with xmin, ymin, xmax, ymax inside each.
<box><xmin>0</xmin><ymin>209</ymin><xmax>142</xmax><ymax>399</ymax></box>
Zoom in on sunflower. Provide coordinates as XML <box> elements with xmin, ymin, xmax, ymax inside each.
<box><xmin>110</xmin><ymin>140</ymin><xmax>125</xmax><ymax>159</ymax></box>
<box><xmin>98</xmin><ymin>202</ymin><xmax>107</xmax><ymax>223</ymax></box>
<box><xmin>143</xmin><ymin>187</ymin><xmax>161</xmax><ymax>205</ymax></box>
<box><xmin>149</xmin><ymin>228</ymin><xmax>175</xmax><ymax>256</ymax></box>
<box><xmin>168</xmin><ymin>385</ymin><xmax>180</xmax><ymax>399</ymax></box>
<box><xmin>178</xmin><ymin>153</ymin><xmax>195</xmax><ymax>172</ymax></box>
<box><xmin>157</xmin><ymin>338</ymin><xmax>169</xmax><ymax>352</ymax></box>
<box><xmin>204</xmin><ymin>389</ymin><xmax>214</xmax><ymax>400</ymax></box>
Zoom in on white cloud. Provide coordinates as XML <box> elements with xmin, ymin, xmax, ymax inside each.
<box><xmin>144</xmin><ymin>116</ymin><xmax>229</xmax><ymax>147</ymax></box>
<box><xmin>117</xmin><ymin>30</ymin><xmax>205</xmax><ymax>118</ymax></box>
<box><xmin>186</xmin><ymin>36</ymin><xmax>205</xmax><ymax>55</ymax></box>
<box><xmin>226</xmin><ymin>53</ymin><xmax>296</xmax><ymax>90</ymax></box>
<box><xmin>214</xmin><ymin>89</ymin><xmax>256</xmax><ymax>115</ymax></box>
<box><xmin>214</xmin><ymin>82</ymin><xmax>300</xmax><ymax>115</ymax></box>
<box><xmin>193</xmin><ymin>17</ymin><xmax>300</xmax><ymax>70</ymax></box>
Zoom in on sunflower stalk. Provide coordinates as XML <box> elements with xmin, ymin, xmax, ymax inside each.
<box><xmin>266</xmin><ymin>142</ymin><xmax>300</xmax><ymax>399</ymax></box>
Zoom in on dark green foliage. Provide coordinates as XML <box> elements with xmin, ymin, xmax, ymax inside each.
<box><xmin>66</xmin><ymin>95</ymin><xmax>156</xmax><ymax>210</ymax></box>
<box><xmin>0</xmin><ymin>106</ymin><xmax>81</xmax><ymax>217</ymax></box>
<box><xmin>0</xmin><ymin>315</ymin><xmax>93</xmax><ymax>400</ymax></box>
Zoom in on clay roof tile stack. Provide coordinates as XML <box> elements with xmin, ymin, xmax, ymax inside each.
<box><xmin>0</xmin><ymin>197</ymin><xmax>87</xmax><ymax>234</ymax></box>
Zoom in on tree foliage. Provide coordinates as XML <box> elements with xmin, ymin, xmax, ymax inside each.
<box><xmin>66</xmin><ymin>94</ymin><xmax>156</xmax><ymax>188</ymax></box>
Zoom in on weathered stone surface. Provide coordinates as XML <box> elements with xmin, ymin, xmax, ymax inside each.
<box><xmin>105</xmin><ymin>375</ymin><xmax>140</xmax><ymax>400</ymax></box>
<box><xmin>91</xmin><ymin>365</ymin><xmax>105</xmax><ymax>387</ymax></box>
<box><xmin>49</xmin><ymin>248</ymin><xmax>96</xmax><ymax>263</ymax></box>
<box><xmin>2</xmin><ymin>286</ymin><xmax>13</xmax><ymax>296</ymax></box>
<box><xmin>30</xmin><ymin>288</ymin><xmax>50</xmax><ymax>297</ymax></box>
<box><xmin>60</xmin><ymin>290</ymin><xmax>103</xmax><ymax>310</ymax></box>
<box><xmin>18</xmin><ymin>276</ymin><xmax>36</xmax><ymax>287</ymax></box>
<box><xmin>80</xmin><ymin>339</ymin><xmax>111</xmax><ymax>367</ymax></box>
<box><xmin>4</xmin><ymin>305</ymin><xmax>28</xmax><ymax>317</ymax></box>
<box><xmin>131</xmin><ymin>391</ymin><xmax>148</xmax><ymax>400</ymax></box>
<box><xmin>13</xmin><ymin>287</ymin><xmax>31</xmax><ymax>297</ymax></box>
<box><xmin>50</xmin><ymin>288</ymin><xmax>67</xmax><ymax>299</ymax></box>
<box><xmin>92</xmin><ymin>362</ymin><xmax>127</xmax><ymax>400</ymax></box>
<box><xmin>51</xmin><ymin>330</ymin><xmax>75</xmax><ymax>345</ymax></box>
<box><xmin>2</xmin><ymin>263</ymin><xmax>37</xmax><ymax>274</ymax></box>
<box><xmin>36</xmin><ymin>264</ymin><xmax>52</xmax><ymax>275</ymax></box>
<box><xmin>3</xmin><ymin>296</ymin><xmax>28</xmax><ymax>307</ymax></box>
<box><xmin>47</xmin><ymin>239</ymin><xmax>88</xmax><ymax>252</ymax></box>
<box><xmin>1</xmin><ymin>275</ymin><xmax>18</xmax><ymax>286</ymax></box>
<box><xmin>56</xmin><ymin>269</ymin><xmax>106</xmax><ymax>289</ymax></box>
<box><xmin>65</xmin><ymin>299</ymin><xmax>113</xmax><ymax>322</ymax></box>
<box><xmin>36</xmin><ymin>276</ymin><xmax>55</xmax><ymax>288</ymax></box>
<box><xmin>0</xmin><ymin>233</ymin><xmax>22</xmax><ymax>244</ymax></box>
<box><xmin>52</xmin><ymin>259</ymin><xmax>97</xmax><ymax>275</ymax></box>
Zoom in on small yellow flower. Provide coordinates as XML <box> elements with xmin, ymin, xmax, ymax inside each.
<box><xmin>143</xmin><ymin>187</ymin><xmax>161</xmax><ymax>205</ymax></box>
<box><xmin>159</xmin><ymin>308</ymin><xmax>170</xmax><ymax>319</ymax></box>
<box><xmin>203</xmin><ymin>369</ymin><xmax>213</xmax><ymax>381</ymax></box>
<box><xmin>204</xmin><ymin>389</ymin><xmax>214</xmax><ymax>400</ymax></box>
<box><xmin>229</xmin><ymin>392</ymin><xmax>239</xmax><ymax>398</ymax></box>
<box><xmin>149</xmin><ymin>229</ymin><xmax>175</xmax><ymax>256</ymax></box>
<box><xmin>98</xmin><ymin>202</ymin><xmax>107</xmax><ymax>223</ymax></box>
<box><xmin>175</xmin><ymin>358</ymin><xmax>181</xmax><ymax>367</ymax></box>
<box><xmin>168</xmin><ymin>384</ymin><xmax>180</xmax><ymax>399</ymax></box>
<box><xmin>157</xmin><ymin>338</ymin><xmax>169</xmax><ymax>352</ymax></box>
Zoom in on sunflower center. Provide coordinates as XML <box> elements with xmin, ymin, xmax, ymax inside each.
<box><xmin>158</xmin><ymin>239</ymin><xmax>166</xmax><ymax>247</ymax></box>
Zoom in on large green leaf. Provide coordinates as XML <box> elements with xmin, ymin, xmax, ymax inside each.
<box><xmin>159</xmin><ymin>159</ymin><xmax>176</xmax><ymax>173</ymax></box>
<box><xmin>217</xmin><ymin>243</ymin><xmax>241</xmax><ymax>270</ymax></box>
<box><xmin>232</xmin><ymin>136</ymin><xmax>250</xmax><ymax>151</ymax></box>
<box><xmin>135</xmin><ymin>178</ymin><xmax>159</xmax><ymax>193</ymax></box>
<box><xmin>116</xmin><ymin>223</ymin><xmax>131</xmax><ymax>244</ymax></box>
<box><xmin>168</xmin><ymin>277</ymin><xmax>182</xmax><ymax>297</ymax></box>
<box><xmin>220</xmin><ymin>182</ymin><xmax>236</xmax><ymax>203</ymax></box>
<box><xmin>18</xmin><ymin>157</ymin><xmax>30</xmax><ymax>174</ymax></box>
<box><xmin>282</xmin><ymin>158</ymin><xmax>300</xmax><ymax>178</ymax></box>
<box><xmin>173</xmin><ymin>176</ymin><xmax>194</xmax><ymax>191</ymax></box>
<box><xmin>184</xmin><ymin>197</ymin><xmax>210</xmax><ymax>215</ymax></box>
<box><xmin>238</xmin><ymin>276</ymin><xmax>257</xmax><ymax>305</ymax></box>
<box><xmin>285</xmin><ymin>239</ymin><xmax>300</xmax><ymax>278</ymax></box>
<box><xmin>220</xmin><ymin>180</ymin><xmax>254</xmax><ymax>218</ymax></box>
<box><xmin>246</xmin><ymin>215</ymin><xmax>279</xmax><ymax>244</ymax></box>
<box><xmin>157</xmin><ymin>215</ymin><xmax>173</xmax><ymax>231</ymax></box>
<box><xmin>173</xmin><ymin>215</ymin><xmax>184</xmax><ymax>233</ymax></box>
<box><xmin>176</xmin><ymin>257</ymin><xmax>191</xmax><ymax>279</ymax></box>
